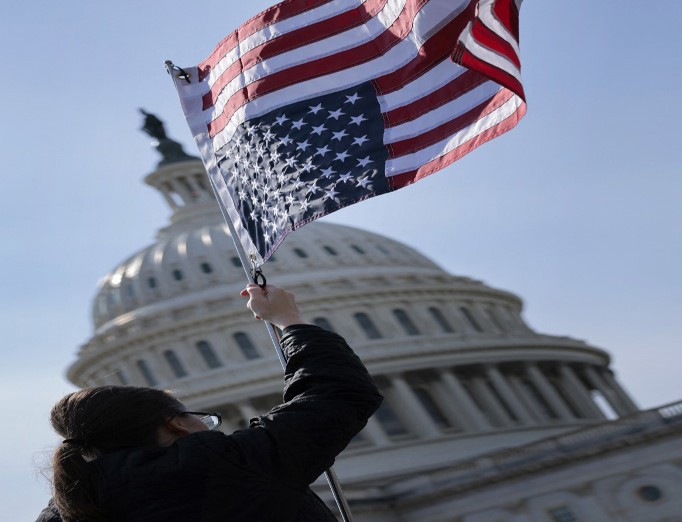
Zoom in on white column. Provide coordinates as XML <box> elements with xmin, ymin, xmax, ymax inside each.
<box><xmin>600</xmin><ymin>368</ymin><xmax>639</xmax><ymax>413</ymax></box>
<box><xmin>437</xmin><ymin>370</ymin><xmax>491</xmax><ymax>431</ymax></box>
<box><xmin>361</xmin><ymin>417</ymin><xmax>391</xmax><ymax>447</ymax></box>
<box><xmin>526</xmin><ymin>363</ymin><xmax>575</xmax><ymax>421</ymax></box>
<box><xmin>472</xmin><ymin>376</ymin><xmax>514</xmax><ymax>426</ymax></box>
<box><xmin>507</xmin><ymin>375</ymin><xmax>544</xmax><ymax>422</ymax></box>
<box><xmin>559</xmin><ymin>364</ymin><xmax>604</xmax><ymax>419</ymax></box>
<box><xmin>583</xmin><ymin>366</ymin><xmax>630</xmax><ymax>417</ymax></box>
<box><xmin>486</xmin><ymin>365</ymin><xmax>536</xmax><ymax>424</ymax></box>
<box><xmin>387</xmin><ymin>375</ymin><xmax>441</xmax><ymax>438</ymax></box>
<box><xmin>238</xmin><ymin>402</ymin><xmax>259</xmax><ymax>426</ymax></box>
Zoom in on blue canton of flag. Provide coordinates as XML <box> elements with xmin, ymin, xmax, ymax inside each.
<box><xmin>214</xmin><ymin>83</ymin><xmax>388</xmax><ymax>260</ymax></box>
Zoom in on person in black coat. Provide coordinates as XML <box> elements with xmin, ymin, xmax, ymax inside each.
<box><xmin>37</xmin><ymin>284</ymin><xmax>382</xmax><ymax>521</ymax></box>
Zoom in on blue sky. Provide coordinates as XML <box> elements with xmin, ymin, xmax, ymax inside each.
<box><xmin>1</xmin><ymin>1</ymin><xmax>680</xmax><ymax>519</ymax></box>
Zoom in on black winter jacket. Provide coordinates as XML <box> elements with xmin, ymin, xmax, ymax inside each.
<box><xmin>37</xmin><ymin>325</ymin><xmax>382</xmax><ymax>521</ymax></box>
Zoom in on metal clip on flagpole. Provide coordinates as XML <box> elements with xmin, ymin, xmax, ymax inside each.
<box><xmin>164</xmin><ymin>60</ymin><xmax>355</xmax><ymax>520</ymax></box>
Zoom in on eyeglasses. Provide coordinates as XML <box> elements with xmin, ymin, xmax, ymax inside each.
<box><xmin>182</xmin><ymin>411</ymin><xmax>222</xmax><ymax>430</ymax></box>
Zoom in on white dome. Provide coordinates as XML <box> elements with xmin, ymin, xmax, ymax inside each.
<box><xmin>91</xmin><ymin>216</ymin><xmax>463</xmax><ymax>330</ymax></box>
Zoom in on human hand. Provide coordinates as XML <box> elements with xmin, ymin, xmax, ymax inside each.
<box><xmin>240</xmin><ymin>284</ymin><xmax>307</xmax><ymax>329</ymax></box>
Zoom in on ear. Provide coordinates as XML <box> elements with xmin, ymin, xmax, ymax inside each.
<box><xmin>165</xmin><ymin>416</ymin><xmax>193</xmax><ymax>436</ymax></box>
<box><xmin>155</xmin><ymin>417</ymin><xmax>191</xmax><ymax>446</ymax></box>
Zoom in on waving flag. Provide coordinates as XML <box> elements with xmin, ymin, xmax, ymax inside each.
<box><xmin>170</xmin><ymin>0</ymin><xmax>527</xmax><ymax>265</ymax></box>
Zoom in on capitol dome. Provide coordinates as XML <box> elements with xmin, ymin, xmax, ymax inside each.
<box><xmin>69</xmin><ymin>149</ymin><xmax>643</xmax><ymax>516</ymax></box>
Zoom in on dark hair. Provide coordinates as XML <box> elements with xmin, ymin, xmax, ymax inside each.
<box><xmin>50</xmin><ymin>385</ymin><xmax>185</xmax><ymax>521</ymax></box>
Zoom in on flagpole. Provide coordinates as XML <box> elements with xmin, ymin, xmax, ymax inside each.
<box><xmin>165</xmin><ymin>59</ymin><xmax>355</xmax><ymax>522</ymax></box>
<box><xmin>196</xmin><ymin>142</ymin><xmax>355</xmax><ymax>522</ymax></box>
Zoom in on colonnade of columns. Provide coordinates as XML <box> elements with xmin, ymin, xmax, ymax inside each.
<box><xmin>212</xmin><ymin>361</ymin><xmax>638</xmax><ymax>445</ymax></box>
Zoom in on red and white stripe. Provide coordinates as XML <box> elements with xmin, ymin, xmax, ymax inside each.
<box><xmin>174</xmin><ymin>0</ymin><xmax>525</xmax><ymax>188</ymax></box>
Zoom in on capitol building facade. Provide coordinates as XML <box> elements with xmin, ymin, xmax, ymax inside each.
<box><xmin>68</xmin><ymin>135</ymin><xmax>682</xmax><ymax>521</ymax></box>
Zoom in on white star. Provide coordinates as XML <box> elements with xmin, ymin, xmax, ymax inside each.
<box><xmin>250</xmin><ymin>178</ymin><xmax>260</xmax><ymax>190</ymax></box>
<box><xmin>250</xmin><ymin>195</ymin><xmax>260</xmax><ymax>206</ymax></box>
<box><xmin>262</xmin><ymin>216</ymin><xmax>271</xmax><ymax>228</ymax></box>
<box><xmin>238</xmin><ymin>189</ymin><xmax>248</xmax><ymax>200</ymax></box>
<box><xmin>263</xmin><ymin>129</ymin><xmax>275</xmax><ymax>142</ymax></box>
<box><xmin>320</xmin><ymin>166</ymin><xmax>336</xmax><ymax>178</ymax></box>
<box><xmin>315</xmin><ymin>145</ymin><xmax>331</xmax><ymax>157</ymax></box>
<box><xmin>307</xmin><ymin>181</ymin><xmax>321</xmax><ymax>195</ymax></box>
<box><xmin>284</xmin><ymin>157</ymin><xmax>297</xmax><ymax>169</ymax></box>
<box><xmin>271</xmin><ymin>150</ymin><xmax>281</xmax><ymax>163</ymax></box>
<box><xmin>335</xmin><ymin>150</ymin><xmax>351</xmax><ymax>162</ymax></box>
<box><xmin>279</xmin><ymin>135</ymin><xmax>292</xmax><ymax>146</ymax></box>
<box><xmin>356</xmin><ymin>176</ymin><xmax>371</xmax><ymax>188</ymax></box>
<box><xmin>291</xmin><ymin>118</ymin><xmax>307</xmax><ymax>130</ymax></box>
<box><xmin>250</xmin><ymin>210</ymin><xmax>259</xmax><ymax>221</ymax></box>
<box><xmin>357</xmin><ymin>156</ymin><xmax>373</xmax><ymax>167</ymax></box>
<box><xmin>274</xmin><ymin>114</ymin><xmax>288</xmax><ymax>126</ymax></box>
<box><xmin>350</xmin><ymin>114</ymin><xmax>368</xmax><ymax>126</ymax></box>
<box><xmin>263</xmin><ymin>231</ymin><xmax>270</xmax><ymax>243</ymax></box>
<box><xmin>300</xmin><ymin>199</ymin><xmax>310</xmax><ymax>212</ymax></box>
<box><xmin>277</xmin><ymin>172</ymin><xmax>287</xmax><ymax>184</ymax></box>
<box><xmin>296</xmin><ymin>140</ymin><xmax>311</xmax><ymax>151</ymax></box>
<box><xmin>285</xmin><ymin>195</ymin><xmax>295</xmax><ymax>206</ymax></box>
<box><xmin>311</xmin><ymin>124</ymin><xmax>327</xmax><ymax>136</ymax></box>
<box><xmin>264</xmin><ymin>167</ymin><xmax>274</xmax><ymax>180</ymax></box>
<box><xmin>240</xmin><ymin>173</ymin><xmax>249</xmax><ymax>184</ymax></box>
<box><xmin>255</xmin><ymin>144</ymin><xmax>266</xmax><ymax>157</ymax></box>
<box><xmin>301</xmin><ymin>159</ymin><xmax>315</xmax><ymax>173</ymax></box>
<box><xmin>323</xmin><ymin>187</ymin><xmax>339</xmax><ymax>200</ymax></box>
<box><xmin>345</xmin><ymin>92</ymin><xmax>361</xmax><ymax>105</ymax></box>
<box><xmin>331</xmin><ymin>129</ymin><xmax>348</xmax><ymax>141</ymax></box>
<box><xmin>338</xmin><ymin>172</ymin><xmax>353</xmax><ymax>183</ymax></box>
<box><xmin>328</xmin><ymin>108</ymin><xmax>345</xmax><ymax>120</ymax></box>
<box><xmin>309</xmin><ymin>103</ymin><xmax>324</xmax><ymax>114</ymax></box>
<box><xmin>292</xmin><ymin>179</ymin><xmax>305</xmax><ymax>190</ymax></box>
<box><xmin>352</xmin><ymin>135</ymin><xmax>369</xmax><ymax>147</ymax></box>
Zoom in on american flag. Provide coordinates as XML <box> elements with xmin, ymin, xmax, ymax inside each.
<box><xmin>171</xmin><ymin>0</ymin><xmax>526</xmax><ymax>264</ymax></box>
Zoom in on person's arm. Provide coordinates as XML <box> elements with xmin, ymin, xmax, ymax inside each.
<box><xmin>232</xmin><ymin>285</ymin><xmax>383</xmax><ymax>486</ymax></box>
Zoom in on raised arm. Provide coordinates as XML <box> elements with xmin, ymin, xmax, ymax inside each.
<box><xmin>234</xmin><ymin>284</ymin><xmax>383</xmax><ymax>486</ymax></box>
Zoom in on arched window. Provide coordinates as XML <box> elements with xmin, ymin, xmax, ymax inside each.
<box><xmin>293</xmin><ymin>248</ymin><xmax>308</xmax><ymax>258</ymax></box>
<box><xmin>374</xmin><ymin>402</ymin><xmax>408</xmax><ymax>436</ymax></box>
<box><xmin>312</xmin><ymin>317</ymin><xmax>335</xmax><ymax>333</ymax></box>
<box><xmin>234</xmin><ymin>332</ymin><xmax>260</xmax><ymax>360</ymax></box>
<box><xmin>196</xmin><ymin>340</ymin><xmax>223</xmax><ymax>369</ymax></box>
<box><xmin>147</xmin><ymin>277</ymin><xmax>157</xmax><ymax>289</ymax></box>
<box><xmin>485</xmin><ymin>306</ymin><xmax>505</xmax><ymax>332</ymax></box>
<box><xmin>164</xmin><ymin>350</ymin><xmax>188</xmax><ymax>378</ymax></box>
<box><xmin>136</xmin><ymin>360</ymin><xmax>158</xmax><ymax>386</ymax></box>
<box><xmin>393</xmin><ymin>309</ymin><xmax>420</xmax><ymax>335</ymax></box>
<box><xmin>547</xmin><ymin>506</ymin><xmax>578</xmax><ymax>522</ymax></box>
<box><xmin>460</xmin><ymin>306</ymin><xmax>483</xmax><ymax>332</ymax></box>
<box><xmin>172</xmin><ymin>269</ymin><xmax>184</xmax><ymax>281</ymax></box>
<box><xmin>231</xmin><ymin>256</ymin><xmax>242</xmax><ymax>267</ymax></box>
<box><xmin>323</xmin><ymin>245</ymin><xmax>338</xmax><ymax>256</ymax></box>
<box><xmin>428</xmin><ymin>307</ymin><xmax>455</xmax><ymax>333</ymax></box>
<box><xmin>351</xmin><ymin>245</ymin><xmax>365</xmax><ymax>254</ymax></box>
<box><xmin>354</xmin><ymin>312</ymin><xmax>382</xmax><ymax>339</ymax></box>
<box><xmin>413</xmin><ymin>387</ymin><xmax>451</xmax><ymax>429</ymax></box>
<box><xmin>200</xmin><ymin>262</ymin><xmax>213</xmax><ymax>274</ymax></box>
